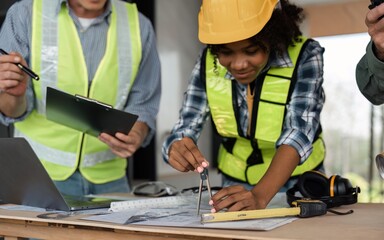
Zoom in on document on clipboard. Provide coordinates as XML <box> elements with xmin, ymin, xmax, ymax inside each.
<box><xmin>46</xmin><ymin>87</ymin><xmax>138</xmax><ymax>137</ymax></box>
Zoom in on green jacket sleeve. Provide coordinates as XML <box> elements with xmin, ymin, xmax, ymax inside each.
<box><xmin>356</xmin><ymin>41</ymin><xmax>384</xmax><ymax>105</ymax></box>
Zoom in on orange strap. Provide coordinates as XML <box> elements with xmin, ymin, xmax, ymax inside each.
<box><xmin>246</xmin><ymin>84</ymin><xmax>255</xmax><ymax>137</ymax></box>
<box><xmin>329</xmin><ymin>175</ymin><xmax>336</xmax><ymax>197</ymax></box>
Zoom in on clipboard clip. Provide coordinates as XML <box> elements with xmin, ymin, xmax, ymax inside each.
<box><xmin>197</xmin><ymin>168</ymin><xmax>212</xmax><ymax>216</ymax></box>
<box><xmin>75</xmin><ymin>94</ymin><xmax>113</xmax><ymax>109</ymax></box>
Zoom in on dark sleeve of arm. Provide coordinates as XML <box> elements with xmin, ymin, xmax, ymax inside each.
<box><xmin>356</xmin><ymin>41</ymin><xmax>384</xmax><ymax>105</ymax></box>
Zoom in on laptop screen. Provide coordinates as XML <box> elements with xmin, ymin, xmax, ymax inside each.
<box><xmin>0</xmin><ymin>138</ymin><xmax>113</xmax><ymax>211</ymax></box>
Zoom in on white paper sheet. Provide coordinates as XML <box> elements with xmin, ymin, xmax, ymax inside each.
<box><xmin>82</xmin><ymin>193</ymin><xmax>297</xmax><ymax>231</ymax></box>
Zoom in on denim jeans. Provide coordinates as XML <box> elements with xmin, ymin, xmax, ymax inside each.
<box><xmin>53</xmin><ymin>170</ymin><xmax>130</xmax><ymax>196</ymax></box>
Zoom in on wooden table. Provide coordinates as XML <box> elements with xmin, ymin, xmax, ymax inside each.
<box><xmin>0</xmin><ymin>203</ymin><xmax>383</xmax><ymax>240</ymax></box>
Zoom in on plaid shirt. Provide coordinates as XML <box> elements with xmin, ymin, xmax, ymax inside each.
<box><xmin>163</xmin><ymin>40</ymin><xmax>325</xmax><ymax>164</ymax></box>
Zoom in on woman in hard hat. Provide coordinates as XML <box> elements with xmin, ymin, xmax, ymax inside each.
<box><xmin>162</xmin><ymin>0</ymin><xmax>326</xmax><ymax>212</ymax></box>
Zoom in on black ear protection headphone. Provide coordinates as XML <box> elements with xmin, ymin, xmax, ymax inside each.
<box><xmin>286</xmin><ymin>171</ymin><xmax>360</xmax><ymax>208</ymax></box>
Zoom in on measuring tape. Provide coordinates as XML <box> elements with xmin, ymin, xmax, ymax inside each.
<box><xmin>109</xmin><ymin>196</ymin><xmax>193</xmax><ymax>212</ymax></box>
<box><xmin>201</xmin><ymin>200</ymin><xmax>327</xmax><ymax>223</ymax></box>
<box><xmin>201</xmin><ymin>207</ymin><xmax>300</xmax><ymax>223</ymax></box>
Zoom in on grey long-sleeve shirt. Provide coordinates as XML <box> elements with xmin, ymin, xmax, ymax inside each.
<box><xmin>0</xmin><ymin>0</ymin><xmax>161</xmax><ymax>146</ymax></box>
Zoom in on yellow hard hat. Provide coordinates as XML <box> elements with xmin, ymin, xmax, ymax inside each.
<box><xmin>198</xmin><ymin>0</ymin><xmax>279</xmax><ymax>44</ymax></box>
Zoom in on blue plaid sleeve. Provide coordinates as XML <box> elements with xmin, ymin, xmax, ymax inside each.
<box><xmin>162</xmin><ymin>52</ymin><xmax>211</xmax><ymax>163</ymax></box>
<box><xmin>276</xmin><ymin>40</ymin><xmax>325</xmax><ymax>163</ymax></box>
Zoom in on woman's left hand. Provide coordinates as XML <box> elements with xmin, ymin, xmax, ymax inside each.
<box><xmin>209</xmin><ymin>185</ymin><xmax>266</xmax><ymax>212</ymax></box>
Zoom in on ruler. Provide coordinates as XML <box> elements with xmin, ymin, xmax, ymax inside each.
<box><xmin>109</xmin><ymin>196</ymin><xmax>192</xmax><ymax>212</ymax></box>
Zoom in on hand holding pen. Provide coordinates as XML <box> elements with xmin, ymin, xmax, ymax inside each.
<box><xmin>0</xmin><ymin>49</ymin><xmax>39</xmax><ymax>80</ymax></box>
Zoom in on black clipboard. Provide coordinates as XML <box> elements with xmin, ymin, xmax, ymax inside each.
<box><xmin>46</xmin><ymin>87</ymin><xmax>138</xmax><ymax>137</ymax></box>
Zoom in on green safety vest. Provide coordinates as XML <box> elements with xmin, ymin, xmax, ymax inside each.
<box><xmin>14</xmin><ymin>0</ymin><xmax>142</xmax><ymax>184</ymax></box>
<box><xmin>205</xmin><ymin>38</ymin><xmax>325</xmax><ymax>185</ymax></box>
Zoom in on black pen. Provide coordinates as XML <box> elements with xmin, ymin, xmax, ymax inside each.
<box><xmin>0</xmin><ymin>48</ymin><xmax>39</xmax><ymax>80</ymax></box>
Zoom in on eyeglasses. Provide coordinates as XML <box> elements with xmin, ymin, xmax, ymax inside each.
<box><xmin>132</xmin><ymin>181</ymin><xmax>179</xmax><ymax>197</ymax></box>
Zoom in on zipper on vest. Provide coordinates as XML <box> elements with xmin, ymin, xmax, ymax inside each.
<box><xmin>231</xmin><ymin>81</ymin><xmax>244</xmax><ymax>138</ymax></box>
<box><xmin>246</xmin><ymin>72</ymin><xmax>267</xmax><ymax>166</ymax></box>
<box><xmin>77</xmin><ymin>133</ymin><xmax>86</xmax><ymax>169</ymax></box>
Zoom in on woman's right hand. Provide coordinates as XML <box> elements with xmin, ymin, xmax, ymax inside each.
<box><xmin>168</xmin><ymin>136</ymin><xmax>209</xmax><ymax>173</ymax></box>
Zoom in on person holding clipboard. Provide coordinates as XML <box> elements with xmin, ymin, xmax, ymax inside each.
<box><xmin>0</xmin><ymin>0</ymin><xmax>161</xmax><ymax>196</ymax></box>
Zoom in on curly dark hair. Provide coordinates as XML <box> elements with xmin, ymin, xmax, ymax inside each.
<box><xmin>208</xmin><ymin>0</ymin><xmax>305</xmax><ymax>57</ymax></box>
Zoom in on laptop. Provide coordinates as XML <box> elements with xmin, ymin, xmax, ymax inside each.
<box><xmin>0</xmin><ymin>137</ymin><xmax>118</xmax><ymax>211</ymax></box>
<box><xmin>46</xmin><ymin>87</ymin><xmax>138</xmax><ymax>137</ymax></box>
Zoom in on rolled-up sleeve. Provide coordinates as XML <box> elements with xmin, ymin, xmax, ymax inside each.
<box><xmin>276</xmin><ymin>41</ymin><xmax>325</xmax><ymax>163</ymax></box>
<box><xmin>161</xmin><ymin>54</ymin><xmax>210</xmax><ymax>163</ymax></box>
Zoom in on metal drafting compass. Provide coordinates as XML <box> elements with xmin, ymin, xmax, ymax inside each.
<box><xmin>197</xmin><ymin>168</ymin><xmax>212</xmax><ymax>215</ymax></box>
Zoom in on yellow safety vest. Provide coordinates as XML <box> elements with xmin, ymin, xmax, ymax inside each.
<box><xmin>205</xmin><ymin>38</ymin><xmax>325</xmax><ymax>185</ymax></box>
<box><xmin>14</xmin><ymin>0</ymin><xmax>142</xmax><ymax>184</ymax></box>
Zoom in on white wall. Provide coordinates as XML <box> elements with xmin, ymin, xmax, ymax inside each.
<box><xmin>155</xmin><ymin>0</ymin><xmax>213</xmax><ymax>177</ymax></box>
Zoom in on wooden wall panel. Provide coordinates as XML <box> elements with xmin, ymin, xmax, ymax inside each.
<box><xmin>304</xmin><ymin>0</ymin><xmax>368</xmax><ymax>37</ymax></box>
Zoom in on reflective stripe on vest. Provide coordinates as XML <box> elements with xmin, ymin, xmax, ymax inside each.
<box><xmin>14</xmin><ymin>0</ymin><xmax>141</xmax><ymax>183</ymax></box>
<box><xmin>206</xmin><ymin>38</ymin><xmax>325</xmax><ymax>184</ymax></box>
